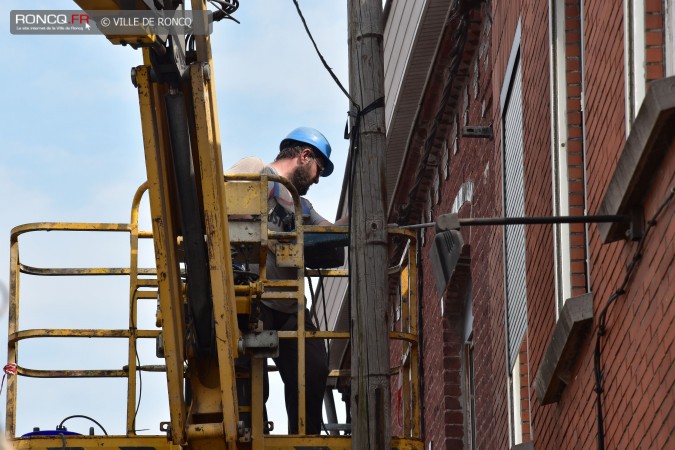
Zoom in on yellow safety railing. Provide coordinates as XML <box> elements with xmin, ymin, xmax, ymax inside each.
<box><xmin>5</xmin><ymin>182</ymin><xmax>178</xmax><ymax>450</ymax></box>
<box><xmin>5</xmin><ymin>177</ymin><xmax>423</xmax><ymax>450</ymax></box>
<box><xmin>301</xmin><ymin>225</ymin><xmax>422</xmax><ymax>447</ymax></box>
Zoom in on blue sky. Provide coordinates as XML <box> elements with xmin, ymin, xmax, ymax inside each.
<box><xmin>0</xmin><ymin>0</ymin><xmax>348</xmax><ymax>437</ymax></box>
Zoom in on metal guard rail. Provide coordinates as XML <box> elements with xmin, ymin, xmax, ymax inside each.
<box><xmin>6</xmin><ymin>180</ymin><xmax>424</xmax><ymax>449</ymax></box>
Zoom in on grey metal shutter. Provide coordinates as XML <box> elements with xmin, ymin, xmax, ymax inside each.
<box><xmin>503</xmin><ymin>60</ymin><xmax>528</xmax><ymax>370</ymax></box>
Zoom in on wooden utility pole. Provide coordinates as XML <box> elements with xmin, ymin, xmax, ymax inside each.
<box><xmin>347</xmin><ymin>1</ymin><xmax>390</xmax><ymax>449</ymax></box>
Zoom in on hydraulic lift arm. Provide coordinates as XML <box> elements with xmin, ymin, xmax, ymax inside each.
<box><xmin>73</xmin><ymin>0</ymin><xmax>241</xmax><ymax>446</ymax></box>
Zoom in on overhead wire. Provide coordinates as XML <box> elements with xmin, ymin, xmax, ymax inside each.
<box><xmin>593</xmin><ymin>186</ymin><xmax>674</xmax><ymax>450</ymax></box>
<box><xmin>186</xmin><ymin>1</ymin><xmax>240</xmax><ymax>53</ymax></box>
<box><xmin>291</xmin><ymin>0</ymin><xmax>357</xmax><ymax>107</ymax></box>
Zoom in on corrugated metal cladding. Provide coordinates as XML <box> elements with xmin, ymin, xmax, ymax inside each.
<box><xmin>503</xmin><ymin>60</ymin><xmax>528</xmax><ymax>370</ymax></box>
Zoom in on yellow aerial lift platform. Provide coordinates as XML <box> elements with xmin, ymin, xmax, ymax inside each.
<box><xmin>5</xmin><ymin>1</ymin><xmax>423</xmax><ymax>449</ymax></box>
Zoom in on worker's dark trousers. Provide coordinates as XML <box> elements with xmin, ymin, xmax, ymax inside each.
<box><xmin>260</xmin><ymin>304</ymin><xmax>329</xmax><ymax>435</ymax></box>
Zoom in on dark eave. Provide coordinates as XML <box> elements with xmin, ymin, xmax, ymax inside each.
<box><xmin>388</xmin><ymin>1</ymin><xmax>483</xmax><ymax>225</ymax></box>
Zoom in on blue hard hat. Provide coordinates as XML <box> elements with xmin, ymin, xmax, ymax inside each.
<box><xmin>280</xmin><ymin>127</ymin><xmax>334</xmax><ymax>177</ymax></box>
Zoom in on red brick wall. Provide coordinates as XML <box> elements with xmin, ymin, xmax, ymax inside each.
<box><xmin>645</xmin><ymin>0</ymin><xmax>666</xmax><ymax>85</ymax></box>
<box><xmin>565</xmin><ymin>0</ymin><xmax>589</xmax><ymax>297</ymax></box>
<box><xmin>568</xmin><ymin>139</ymin><xmax>675</xmax><ymax>449</ymax></box>
<box><xmin>390</xmin><ymin>0</ymin><xmax>673</xmax><ymax>448</ymax></box>
<box><xmin>578</xmin><ymin>2</ymin><xmax>637</xmax><ymax>446</ymax></box>
<box><xmin>525</xmin><ymin>2</ymin><xmax>623</xmax><ymax>449</ymax></box>
<box><xmin>527</xmin><ymin>0</ymin><xmax>675</xmax><ymax>449</ymax></box>
<box><xmin>414</xmin><ymin>3</ymin><xmax>512</xmax><ymax>446</ymax></box>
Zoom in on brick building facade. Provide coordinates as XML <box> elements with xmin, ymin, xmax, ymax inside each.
<box><xmin>376</xmin><ymin>0</ymin><xmax>674</xmax><ymax>448</ymax></box>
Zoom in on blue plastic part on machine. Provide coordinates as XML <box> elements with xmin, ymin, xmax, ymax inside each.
<box><xmin>22</xmin><ymin>429</ymin><xmax>82</xmax><ymax>437</ymax></box>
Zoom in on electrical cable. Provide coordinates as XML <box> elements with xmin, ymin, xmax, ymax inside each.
<box><xmin>291</xmin><ymin>0</ymin><xmax>365</xmax><ymax>429</ymax></box>
<box><xmin>291</xmin><ymin>0</ymin><xmax>356</xmax><ymax>107</ymax></box>
<box><xmin>593</xmin><ymin>186</ymin><xmax>674</xmax><ymax>450</ymax></box>
<box><xmin>58</xmin><ymin>415</ymin><xmax>108</xmax><ymax>436</ymax></box>
<box><xmin>292</xmin><ymin>1</ymin><xmax>392</xmax><ymax>436</ymax></box>
<box><xmin>134</xmin><ymin>349</ymin><xmax>143</xmax><ymax>431</ymax></box>
<box><xmin>209</xmin><ymin>0</ymin><xmax>240</xmax><ymax>23</ymax></box>
<box><xmin>306</xmin><ymin>275</ymin><xmax>319</xmax><ymax>326</ymax></box>
<box><xmin>318</xmin><ymin>269</ymin><xmax>331</xmax><ymax>360</ymax></box>
<box><xmin>289</xmin><ymin>0</ymin><xmax>364</xmax><ymax>421</ymax></box>
<box><xmin>129</xmin><ymin>290</ymin><xmax>144</xmax><ymax>433</ymax></box>
<box><xmin>185</xmin><ymin>0</ymin><xmax>239</xmax><ymax>51</ymax></box>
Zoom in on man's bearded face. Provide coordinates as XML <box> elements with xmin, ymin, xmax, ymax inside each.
<box><xmin>290</xmin><ymin>161</ymin><xmax>315</xmax><ymax>195</ymax></box>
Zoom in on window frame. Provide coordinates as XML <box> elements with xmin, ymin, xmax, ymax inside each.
<box><xmin>548</xmin><ymin>0</ymin><xmax>573</xmax><ymax>316</ymax></box>
<box><xmin>624</xmin><ymin>0</ymin><xmax>647</xmax><ymax>133</ymax></box>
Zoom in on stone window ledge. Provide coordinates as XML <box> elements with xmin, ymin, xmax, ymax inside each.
<box><xmin>511</xmin><ymin>443</ymin><xmax>534</xmax><ymax>450</ymax></box>
<box><xmin>598</xmin><ymin>76</ymin><xmax>675</xmax><ymax>243</ymax></box>
<box><xmin>534</xmin><ymin>293</ymin><xmax>594</xmax><ymax>404</ymax></box>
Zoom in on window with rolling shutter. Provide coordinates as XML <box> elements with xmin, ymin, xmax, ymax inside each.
<box><xmin>501</xmin><ymin>23</ymin><xmax>532</xmax><ymax>447</ymax></box>
<box><xmin>502</xmin><ymin>53</ymin><xmax>528</xmax><ymax>371</ymax></box>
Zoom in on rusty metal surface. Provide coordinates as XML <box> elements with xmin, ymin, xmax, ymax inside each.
<box><xmin>6</xmin><ymin>236</ymin><xmax>20</xmax><ymax>438</ymax></box>
<box><xmin>11</xmin><ymin>222</ymin><xmax>132</xmax><ymax>237</ymax></box>
<box><xmin>18</xmin><ymin>367</ymin><xmax>128</xmax><ymax>378</ymax></box>
<box><xmin>189</xmin><ymin>56</ymin><xmax>241</xmax><ymax>450</ymax></box>
<box><xmin>135</xmin><ymin>61</ymin><xmax>188</xmax><ymax>445</ymax></box>
<box><xmin>11</xmin><ymin>435</ymin><xmax>179</xmax><ymax>449</ymax></box>
<box><xmin>9</xmin><ymin>328</ymin><xmax>160</xmax><ymax>342</ymax></box>
<box><xmin>274</xmin><ymin>243</ymin><xmax>303</xmax><ymax>268</ymax></box>
<box><xmin>305</xmin><ymin>269</ymin><xmax>348</xmax><ymax>277</ymax></box>
<box><xmin>19</xmin><ymin>264</ymin><xmax>157</xmax><ymax>276</ymax></box>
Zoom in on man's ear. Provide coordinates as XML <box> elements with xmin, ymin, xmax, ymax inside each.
<box><xmin>300</xmin><ymin>148</ymin><xmax>312</xmax><ymax>163</ymax></box>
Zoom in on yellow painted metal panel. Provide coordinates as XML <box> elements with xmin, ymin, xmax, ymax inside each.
<box><xmin>225</xmin><ymin>181</ymin><xmax>264</xmax><ymax>216</ymax></box>
<box><xmin>135</xmin><ymin>63</ymin><xmax>187</xmax><ymax>445</ymax></box>
<box><xmin>189</xmin><ymin>60</ymin><xmax>240</xmax><ymax>449</ymax></box>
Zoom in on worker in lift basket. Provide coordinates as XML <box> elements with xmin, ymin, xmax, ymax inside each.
<box><xmin>227</xmin><ymin>127</ymin><xmax>348</xmax><ymax>435</ymax></box>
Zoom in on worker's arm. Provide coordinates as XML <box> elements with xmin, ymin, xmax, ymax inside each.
<box><xmin>318</xmin><ymin>216</ymin><xmax>349</xmax><ymax>226</ymax></box>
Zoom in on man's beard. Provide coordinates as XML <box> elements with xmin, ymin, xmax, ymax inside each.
<box><xmin>290</xmin><ymin>163</ymin><xmax>314</xmax><ymax>195</ymax></box>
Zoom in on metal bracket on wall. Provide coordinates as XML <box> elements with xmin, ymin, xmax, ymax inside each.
<box><xmin>626</xmin><ymin>206</ymin><xmax>644</xmax><ymax>241</ymax></box>
<box><xmin>462</xmin><ymin>125</ymin><xmax>493</xmax><ymax>139</ymax></box>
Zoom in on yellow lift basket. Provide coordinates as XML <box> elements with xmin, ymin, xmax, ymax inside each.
<box><xmin>5</xmin><ymin>176</ymin><xmax>423</xmax><ymax>450</ymax></box>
